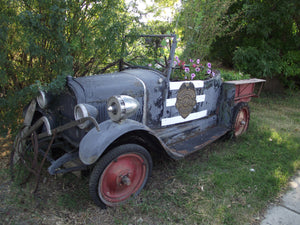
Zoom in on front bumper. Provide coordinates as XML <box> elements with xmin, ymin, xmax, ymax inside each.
<box><xmin>13</xmin><ymin>100</ymin><xmax>100</xmax><ymax>175</ymax></box>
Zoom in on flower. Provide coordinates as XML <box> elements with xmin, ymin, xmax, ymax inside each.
<box><xmin>178</xmin><ymin>60</ymin><xmax>185</xmax><ymax>68</ymax></box>
<box><xmin>171</xmin><ymin>57</ymin><xmax>213</xmax><ymax>81</ymax></box>
<box><xmin>148</xmin><ymin>63</ymin><xmax>152</xmax><ymax>67</ymax></box>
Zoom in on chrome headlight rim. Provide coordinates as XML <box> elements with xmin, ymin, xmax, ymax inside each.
<box><xmin>74</xmin><ymin>103</ymin><xmax>98</xmax><ymax>129</ymax></box>
<box><xmin>74</xmin><ymin>104</ymin><xmax>89</xmax><ymax>121</ymax></box>
<box><xmin>36</xmin><ymin>90</ymin><xmax>47</xmax><ymax>109</ymax></box>
<box><xmin>107</xmin><ymin>95</ymin><xmax>139</xmax><ymax>122</ymax></box>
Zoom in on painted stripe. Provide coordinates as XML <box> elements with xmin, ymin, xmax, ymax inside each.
<box><xmin>166</xmin><ymin>95</ymin><xmax>206</xmax><ymax>107</ymax></box>
<box><xmin>161</xmin><ymin>110</ymin><xmax>207</xmax><ymax>126</ymax></box>
<box><xmin>169</xmin><ymin>80</ymin><xmax>204</xmax><ymax>90</ymax></box>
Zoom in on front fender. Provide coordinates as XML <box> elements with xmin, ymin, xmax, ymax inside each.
<box><xmin>79</xmin><ymin>119</ymin><xmax>151</xmax><ymax>165</ymax></box>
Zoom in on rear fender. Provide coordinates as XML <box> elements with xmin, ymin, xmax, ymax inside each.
<box><xmin>79</xmin><ymin>119</ymin><xmax>152</xmax><ymax>165</ymax></box>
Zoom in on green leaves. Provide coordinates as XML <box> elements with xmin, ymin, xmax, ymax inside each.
<box><xmin>211</xmin><ymin>0</ymin><xmax>300</xmax><ymax>83</ymax></box>
<box><xmin>0</xmin><ymin>0</ymin><xmax>137</xmax><ymax>132</ymax></box>
<box><xmin>178</xmin><ymin>0</ymin><xmax>233</xmax><ymax>60</ymax></box>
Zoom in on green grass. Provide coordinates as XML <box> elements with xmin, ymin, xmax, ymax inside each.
<box><xmin>1</xmin><ymin>91</ymin><xmax>300</xmax><ymax>224</ymax></box>
<box><xmin>120</xmin><ymin>91</ymin><xmax>300</xmax><ymax>224</ymax></box>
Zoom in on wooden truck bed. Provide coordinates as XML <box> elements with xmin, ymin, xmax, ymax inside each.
<box><xmin>224</xmin><ymin>78</ymin><xmax>266</xmax><ymax>103</ymax></box>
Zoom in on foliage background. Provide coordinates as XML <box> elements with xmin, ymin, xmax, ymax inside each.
<box><xmin>0</xmin><ymin>0</ymin><xmax>138</xmax><ymax>134</ymax></box>
<box><xmin>0</xmin><ymin>0</ymin><xmax>299</xmax><ymax>134</ymax></box>
<box><xmin>209</xmin><ymin>0</ymin><xmax>300</xmax><ymax>86</ymax></box>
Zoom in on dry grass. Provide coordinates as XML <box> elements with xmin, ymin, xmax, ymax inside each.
<box><xmin>1</xmin><ymin>91</ymin><xmax>300</xmax><ymax>224</ymax></box>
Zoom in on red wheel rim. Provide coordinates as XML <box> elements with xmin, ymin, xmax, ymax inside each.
<box><xmin>99</xmin><ymin>153</ymin><xmax>147</xmax><ymax>205</ymax></box>
<box><xmin>234</xmin><ymin>107</ymin><xmax>249</xmax><ymax>137</ymax></box>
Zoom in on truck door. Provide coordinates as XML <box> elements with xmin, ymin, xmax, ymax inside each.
<box><xmin>161</xmin><ymin>76</ymin><xmax>222</xmax><ymax>127</ymax></box>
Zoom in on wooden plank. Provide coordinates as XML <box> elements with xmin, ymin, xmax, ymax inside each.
<box><xmin>224</xmin><ymin>78</ymin><xmax>265</xmax><ymax>85</ymax></box>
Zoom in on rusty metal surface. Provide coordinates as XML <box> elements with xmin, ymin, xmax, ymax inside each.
<box><xmin>224</xmin><ymin>79</ymin><xmax>266</xmax><ymax>104</ymax></box>
<box><xmin>155</xmin><ymin>115</ymin><xmax>218</xmax><ymax>146</ymax></box>
<box><xmin>167</xmin><ymin>126</ymin><xmax>229</xmax><ymax>157</ymax></box>
<box><xmin>217</xmin><ymin>82</ymin><xmax>236</xmax><ymax>128</ymax></box>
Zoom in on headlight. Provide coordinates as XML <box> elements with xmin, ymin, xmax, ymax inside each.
<box><xmin>37</xmin><ymin>90</ymin><xmax>48</xmax><ymax>109</ymax></box>
<box><xmin>107</xmin><ymin>95</ymin><xmax>140</xmax><ymax>122</ymax></box>
<box><xmin>74</xmin><ymin>104</ymin><xmax>98</xmax><ymax>129</ymax></box>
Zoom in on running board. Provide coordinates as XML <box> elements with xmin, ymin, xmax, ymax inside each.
<box><xmin>166</xmin><ymin>126</ymin><xmax>229</xmax><ymax>158</ymax></box>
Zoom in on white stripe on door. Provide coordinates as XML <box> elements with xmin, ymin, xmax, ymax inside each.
<box><xmin>169</xmin><ymin>80</ymin><xmax>204</xmax><ymax>90</ymax></box>
<box><xmin>161</xmin><ymin>110</ymin><xmax>207</xmax><ymax>126</ymax></box>
<box><xmin>166</xmin><ymin>95</ymin><xmax>205</xmax><ymax>107</ymax></box>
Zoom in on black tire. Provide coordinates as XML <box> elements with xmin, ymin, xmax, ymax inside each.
<box><xmin>231</xmin><ymin>102</ymin><xmax>250</xmax><ymax>138</ymax></box>
<box><xmin>89</xmin><ymin>144</ymin><xmax>153</xmax><ymax>208</ymax></box>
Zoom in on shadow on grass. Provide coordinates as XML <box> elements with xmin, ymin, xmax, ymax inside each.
<box><xmin>1</xmin><ymin>92</ymin><xmax>300</xmax><ymax>225</ymax></box>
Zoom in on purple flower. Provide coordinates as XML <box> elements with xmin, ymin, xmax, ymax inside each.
<box><xmin>195</xmin><ymin>67</ymin><xmax>200</xmax><ymax>72</ymax></box>
<box><xmin>207</xmin><ymin>69</ymin><xmax>211</xmax><ymax>74</ymax></box>
<box><xmin>148</xmin><ymin>64</ymin><xmax>152</xmax><ymax>67</ymax></box>
<box><xmin>191</xmin><ymin>73</ymin><xmax>196</xmax><ymax>80</ymax></box>
<box><xmin>173</xmin><ymin>61</ymin><xmax>177</xmax><ymax>66</ymax></box>
<box><xmin>175</xmin><ymin>56</ymin><xmax>179</xmax><ymax>61</ymax></box>
<box><xmin>190</xmin><ymin>59</ymin><xmax>194</xmax><ymax>63</ymax></box>
<box><xmin>196</xmin><ymin>59</ymin><xmax>200</xmax><ymax>64</ymax></box>
<box><xmin>207</xmin><ymin>63</ymin><xmax>211</xmax><ymax>68</ymax></box>
<box><xmin>184</xmin><ymin>76</ymin><xmax>187</xmax><ymax>80</ymax></box>
<box><xmin>185</xmin><ymin>67</ymin><xmax>190</xmax><ymax>73</ymax></box>
<box><xmin>212</xmin><ymin>72</ymin><xmax>215</xmax><ymax>77</ymax></box>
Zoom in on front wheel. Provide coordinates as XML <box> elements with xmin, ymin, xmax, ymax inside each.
<box><xmin>10</xmin><ymin>127</ymin><xmax>32</xmax><ymax>181</ymax></box>
<box><xmin>89</xmin><ymin>144</ymin><xmax>153</xmax><ymax>208</ymax></box>
<box><xmin>232</xmin><ymin>102</ymin><xmax>250</xmax><ymax>138</ymax></box>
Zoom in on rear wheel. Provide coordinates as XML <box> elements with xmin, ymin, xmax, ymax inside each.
<box><xmin>232</xmin><ymin>102</ymin><xmax>250</xmax><ymax>138</ymax></box>
<box><xmin>89</xmin><ymin>144</ymin><xmax>152</xmax><ymax>208</ymax></box>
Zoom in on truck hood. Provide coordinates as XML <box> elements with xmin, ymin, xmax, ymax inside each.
<box><xmin>67</xmin><ymin>70</ymin><xmax>146</xmax><ymax>104</ymax></box>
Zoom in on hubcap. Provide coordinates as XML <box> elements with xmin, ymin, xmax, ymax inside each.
<box><xmin>235</xmin><ymin>107</ymin><xmax>249</xmax><ymax>137</ymax></box>
<box><xmin>99</xmin><ymin>153</ymin><xmax>147</xmax><ymax>205</ymax></box>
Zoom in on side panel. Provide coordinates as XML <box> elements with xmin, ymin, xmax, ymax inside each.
<box><xmin>217</xmin><ymin>83</ymin><xmax>236</xmax><ymax>128</ymax></box>
<box><xmin>161</xmin><ymin>74</ymin><xmax>222</xmax><ymax>127</ymax></box>
<box><xmin>121</xmin><ymin>69</ymin><xmax>167</xmax><ymax>128</ymax></box>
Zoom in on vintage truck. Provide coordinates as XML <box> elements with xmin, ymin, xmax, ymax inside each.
<box><xmin>12</xmin><ymin>34</ymin><xmax>265</xmax><ymax>208</ymax></box>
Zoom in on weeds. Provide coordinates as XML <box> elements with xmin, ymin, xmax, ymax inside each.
<box><xmin>1</xmin><ymin>92</ymin><xmax>300</xmax><ymax>224</ymax></box>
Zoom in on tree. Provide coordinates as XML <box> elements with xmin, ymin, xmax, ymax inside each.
<box><xmin>0</xmin><ymin>0</ymin><xmax>137</xmax><ymax>134</ymax></box>
<box><xmin>210</xmin><ymin>0</ymin><xmax>300</xmax><ymax>86</ymax></box>
<box><xmin>177</xmin><ymin>0</ymin><xmax>233</xmax><ymax>60</ymax></box>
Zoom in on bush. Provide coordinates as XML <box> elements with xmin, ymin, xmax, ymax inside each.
<box><xmin>233</xmin><ymin>44</ymin><xmax>281</xmax><ymax>78</ymax></box>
